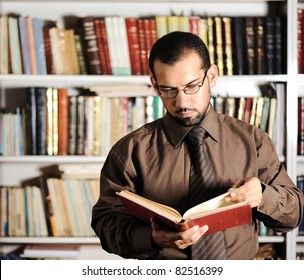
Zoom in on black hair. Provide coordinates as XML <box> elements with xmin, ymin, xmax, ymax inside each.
<box><xmin>148</xmin><ymin>31</ymin><xmax>211</xmax><ymax>76</ymax></box>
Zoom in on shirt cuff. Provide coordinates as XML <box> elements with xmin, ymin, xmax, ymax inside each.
<box><xmin>131</xmin><ymin>225</ymin><xmax>155</xmax><ymax>251</ymax></box>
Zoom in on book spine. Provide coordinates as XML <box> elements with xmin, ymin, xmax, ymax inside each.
<box><xmin>8</xmin><ymin>16</ymin><xmax>23</xmax><ymax>74</ymax></box>
<box><xmin>222</xmin><ymin>17</ymin><xmax>233</xmax><ymax>76</ymax></box>
<box><xmin>99</xmin><ymin>19</ymin><xmax>112</xmax><ymax>75</ymax></box>
<box><xmin>274</xmin><ymin>16</ymin><xmax>283</xmax><ymax>74</ymax></box>
<box><xmin>298</xmin><ymin>97</ymin><xmax>304</xmax><ymax>155</ymax></box>
<box><xmin>265</xmin><ymin>16</ymin><xmax>275</xmax><ymax>74</ymax></box>
<box><xmin>43</xmin><ymin>26</ymin><xmax>55</xmax><ymax>74</ymax></box>
<box><xmin>125</xmin><ymin>17</ymin><xmax>142</xmax><ymax>75</ymax></box>
<box><xmin>214</xmin><ymin>17</ymin><xmax>224</xmax><ymax>76</ymax></box>
<box><xmin>207</xmin><ymin>17</ymin><xmax>215</xmax><ymax>65</ymax></box>
<box><xmin>245</xmin><ymin>17</ymin><xmax>256</xmax><ymax>75</ymax></box>
<box><xmin>26</xmin><ymin>87</ymin><xmax>37</xmax><ymax>155</ymax></box>
<box><xmin>76</xmin><ymin>95</ymin><xmax>85</xmax><ymax>155</ymax></box>
<box><xmin>254</xmin><ymin>17</ymin><xmax>266</xmax><ymax>74</ymax></box>
<box><xmin>18</xmin><ymin>16</ymin><xmax>31</xmax><ymax>74</ymax></box>
<box><xmin>138</xmin><ymin>19</ymin><xmax>148</xmax><ymax>75</ymax></box>
<box><xmin>33</xmin><ymin>17</ymin><xmax>47</xmax><ymax>75</ymax></box>
<box><xmin>80</xmin><ymin>16</ymin><xmax>102</xmax><ymax>75</ymax></box>
<box><xmin>232</xmin><ymin>17</ymin><xmax>246</xmax><ymax>75</ymax></box>
<box><xmin>68</xmin><ymin>96</ymin><xmax>77</xmax><ymax>155</ymax></box>
<box><xmin>58</xmin><ymin>88</ymin><xmax>69</xmax><ymax>155</ymax></box>
<box><xmin>94</xmin><ymin>19</ymin><xmax>109</xmax><ymax>75</ymax></box>
<box><xmin>35</xmin><ymin>87</ymin><xmax>47</xmax><ymax>155</ymax></box>
<box><xmin>74</xmin><ymin>32</ymin><xmax>88</xmax><ymax>75</ymax></box>
<box><xmin>298</xmin><ymin>10</ymin><xmax>304</xmax><ymax>74</ymax></box>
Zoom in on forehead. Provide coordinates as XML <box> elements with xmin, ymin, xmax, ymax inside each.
<box><xmin>154</xmin><ymin>52</ymin><xmax>204</xmax><ymax>85</ymax></box>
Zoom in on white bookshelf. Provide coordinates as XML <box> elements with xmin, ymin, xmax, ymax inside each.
<box><xmin>0</xmin><ymin>0</ymin><xmax>302</xmax><ymax>260</ymax></box>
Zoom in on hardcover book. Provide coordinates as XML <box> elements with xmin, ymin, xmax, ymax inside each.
<box><xmin>116</xmin><ymin>190</ymin><xmax>252</xmax><ymax>234</ymax></box>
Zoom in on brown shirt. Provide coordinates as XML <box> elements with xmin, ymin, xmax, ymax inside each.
<box><xmin>91</xmin><ymin>106</ymin><xmax>304</xmax><ymax>259</ymax></box>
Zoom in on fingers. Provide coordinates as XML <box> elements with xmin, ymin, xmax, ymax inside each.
<box><xmin>226</xmin><ymin>177</ymin><xmax>262</xmax><ymax>208</ymax></box>
<box><xmin>174</xmin><ymin>225</ymin><xmax>209</xmax><ymax>250</ymax></box>
<box><xmin>151</xmin><ymin>217</ymin><xmax>209</xmax><ymax>250</ymax></box>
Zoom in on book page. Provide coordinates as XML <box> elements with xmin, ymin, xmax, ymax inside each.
<box><xmin>117</xmin><ymin>190</ymin><xmax>183</xmax><ymax>220</ymax></box>
<box><xmin>183</xmin><ymin>192</ymin><xmax>232</xmax><ymax>218</ymax></box>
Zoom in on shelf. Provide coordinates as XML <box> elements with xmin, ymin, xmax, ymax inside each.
<box><xmin>0</xmin><ymin>74</ymin><xmax>288</xmax><ymax>88</ymax></box>
<box><xmin>297</xmin><ymin>156</ymin><xmax>304</xmax><ymax>163</ymax></box>
<box><xmin>0</xmin><ymin>237</ymin><xmax>100</xmax><ymax>244</ymax></box>
<box><xmin>297</xmin><ymin>236</ymin><xmax>304</xmax><ymax>242</ymax></box>
<box><xmin>258</xmin><ymin>236</ymin><xmax>285</xmax><ymax>243</ymax></box>
<box><xmin>0</xmin><ymin>236</ymin><xmax>284</xmax><ymax>245</ymax></box>
<box><xmin>0</xmin><ymin>156</ymin><xmax>106</xmax><ymax>163</ymax></box>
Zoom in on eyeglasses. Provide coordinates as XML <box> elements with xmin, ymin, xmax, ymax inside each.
<box><xmin>156</xmin><ymin>69</ymin><xmax>209</xmax><ymax>99</ymax></box>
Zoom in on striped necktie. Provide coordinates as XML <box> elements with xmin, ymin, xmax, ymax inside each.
<box><xmin>185</xmin><ymin>126</ymin><xmax>226</xmax><ymax>260</ymax></box>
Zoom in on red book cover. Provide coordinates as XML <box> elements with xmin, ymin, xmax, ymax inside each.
<box><xmin>125</xmin><ymin>17</ymin><xmax>142</xmax><ymax>75</ymax></box>
<box><xmin>189</xmin><ymin>16</ymin><xmax>201</xmax><ymax>36</ymax></box>
<box><xmin>243</xmin><ymin>97</ymin><xmax>253</xmax><ymax>123</ymax></box>
<box><xmin>143</xmin><ymin>18</ymin><xmax>155</xmax><ymax>75</ymax></box>
<box><xmin>99</xmin><ymin>19</ymin><xmax>112</xmax><ymax>75</ymax></box>
<box><xmin>58</xmin><ymin>88</ymin><xmax>69</xmax><ymax>155</ymax></box>
<box><xmin>94</xmin><ymin>19</ymin><xmax>111</xmax><ymax>75</ymax></box>
<box><xmin>298</xmin><ymin>97</ymin><xmax>304</xmax><ymax>155</ymax></box>
<box><xmin>43</xmin><ymin>26</ymin><xmax>55</xmax><ymax>74</ymax></box>
<box><xmin>298</xmin><ymin>10</ymin><xmax>304</xmax><ymax>74</ymax></box>
<box><xmin>117</xmin><ymin>190</ymin><xmax>252</xmax><ymax>234</ymax></box>
<box><xmin>138</xmin><ymin>19</ymin><xmax>148</xmax><ymax>75</ymax></box>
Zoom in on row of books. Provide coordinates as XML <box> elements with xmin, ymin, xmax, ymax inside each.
<box><xmin>0</xmin><ymin>83</ymin><xmax>286</xmax><ymax>157</ymax></box>
<box><xmin>211</xmin><ymin>83</ymin><xmax>286</xmax><ymax>156</ymax></box>
<box><xmin>298</xmin><ymin>10</ymin><xmax>304</xmax><ymax>74</ymax></box>
<box><xmin>297</xmin><ymin>175</ymin><xmax>304</xmax><ymax>236</ymax></box>
<box><xmin>0</xmin><ymin>170</ymin><xmax>100</xmax><ymax>237</ymax></box>
<box><xmin>0</xmin><ymin>13</ymin><xmax>285</xmax><ymax>76</ymax></box>
<box><xmin>0</xmin><ymin>85</ymin><xmax>165</xmax><ymax>156</ymax></box>
<box><xmin>298</xmin><ymin>96</ymin><xmax>304</xmax><ymax>155</ymax></box>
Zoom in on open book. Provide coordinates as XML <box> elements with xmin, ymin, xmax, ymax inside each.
<box><xmin>116</xmin><ymin>190</ymin><xmax>252</xmax><ymax>234</ymax></box>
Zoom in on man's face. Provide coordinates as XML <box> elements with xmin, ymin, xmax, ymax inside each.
<box><xmin>150</xmin><ymin>51</ymin><xmax>218</xmax><ymax>126</ymax></box>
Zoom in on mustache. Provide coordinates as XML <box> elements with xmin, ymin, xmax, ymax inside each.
<box><xmin>175</xmin><ymin>108</ymin><xmax>196</xmax><ymax>114</ymax></box>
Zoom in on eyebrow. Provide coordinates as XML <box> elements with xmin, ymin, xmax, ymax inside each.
<box><xmin>157</xmin><ymin>77</ymin><xmax>202</xmax><ymax>88</ymax></box>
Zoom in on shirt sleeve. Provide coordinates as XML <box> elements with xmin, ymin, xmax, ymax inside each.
<box><xmin>254</xmin><ymin>131</ymin><xmax>304</xmax><ymax>232</ymax></box>
<box><xmin>91</xmin><ymin>147</ymin><xmax>159</xmax><ymax>259</ymax></box>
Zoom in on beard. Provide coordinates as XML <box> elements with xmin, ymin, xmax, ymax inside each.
<box><xmin>174</xmin><ymin>102</ymin><xmax>210</xmax><ymax>127</ymax></box>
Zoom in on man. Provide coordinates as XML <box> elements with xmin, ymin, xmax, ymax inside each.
<box><xmin>91</xmin><ymin>31</ymin><xmax>303</xmax><ymax>259</ymax></box>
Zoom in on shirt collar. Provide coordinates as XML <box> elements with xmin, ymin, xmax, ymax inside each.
<box><xmin>163</xmin><ymin>105</ymin><xmax>219</xmax><ymax>147</ymax></box>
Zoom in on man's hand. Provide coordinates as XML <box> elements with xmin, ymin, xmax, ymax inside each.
<box><xmin>151</xmin><ymin>217</ymin><xmax>209</xmax><ymax>250</ymax></box>
<box><xmin>226</xmin><ymin>177</ymin><xmax>262</xmax><ymax>208</ymax></box>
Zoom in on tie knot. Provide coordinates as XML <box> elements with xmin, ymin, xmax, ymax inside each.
<box><xmin>186</xmin><ymin>126</ymin><xmax>207</xmax><ymax>145</ymax></box>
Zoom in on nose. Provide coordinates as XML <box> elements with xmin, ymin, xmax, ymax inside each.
<box><xmin>175</xmin><ymin>89</ymin><xmax>191</xmax><ymax>108</ymax></box>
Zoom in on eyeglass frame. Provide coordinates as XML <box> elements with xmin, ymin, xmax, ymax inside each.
<box><xmin>155</xmin><ymin>67</ymin><xmax>210</xmax><ymax>99</ymax></box>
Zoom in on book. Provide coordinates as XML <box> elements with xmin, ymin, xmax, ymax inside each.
<box><xmin>265</xmin><ymin>16</ymin><xmax>275</xmax><ymax>74</ymax></box>
<box><xmin>125</xmin><ymin>17</ymin><xmax>142</xmax><ymax>75</ymax></box>
<box><xmin>298</xmin><ymin>10</ymin><xmax>304</xmax><ymax>74</ymax></box>
<box><xmin>8</xmin><ymin>16</ymin><xmax>23</xmax><ymax>74</ymax></box>
<box><xmin>18</xmin><ymin>16</ymin><xmax>31</xmax><ymax>74</ymax></box>
<box><xmin>274</xmin><ymin>16</ymin><xmax>283</xmax><ymax>74</ymax></box>
<box><xmin>80</xmin><ymin>16</ymin><xmax>102</xmax><ymax>75</ymax></box>
<box><xmin>116</xmin><ymin>190</ymin><xmax>252</xmax><ymax>234</ymax></box>
<box><xmin>214</xmin><ymin>16</ymin><xmax>224</xmax><ymax>76</ymax></box>
<box><xmin>57</xmin><ymin>88</ymin><xmax>69</xmax><ymax>155</ymax></box>
<box><xmin>32</xmin><ymin>17</ymin><xmax>47</xmax><ymax>75</ymax></box>
<box><xmin>245</xmin><ymin>17</ymin><xmax>255</xmax><ymax>75</ymax></box>
<box><xmin>222</xmin><ymin>16</ymin><xmax>233</xmax><ymax>76</ymax></box>
<box><xmin>298</xmin><ymin>97</ymin><xmax>304</xmax><ymax>155</ymax></box>
<box><xmin>232</xmin><ymin>17</ymin><xmax>246</xmax><ymax>75</ymax></box>
<box><xmin>254</xmin><ymin>17</ymin><xmax>266</xmax><ymax>74</ymax></box>
<box><xmin>94</xmin><ymin>18</ymin><xmax>110</xmax><ymax>75</ymax></box>
<box><xmin>22</xmin><ymin>244</ymin><xmax>80</xmax><ymax>259</ymax></box>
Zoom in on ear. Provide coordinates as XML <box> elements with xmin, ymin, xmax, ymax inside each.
<box><xmin>207</xmin><ymin>64</ymin><xmax>218</xmax><ymax>88</ymax></box>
